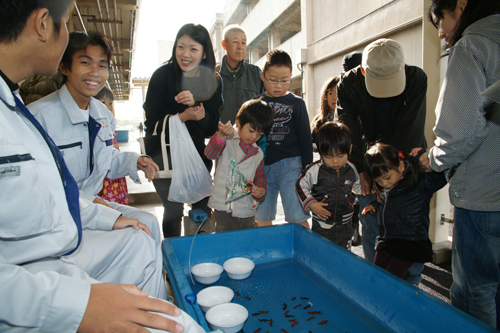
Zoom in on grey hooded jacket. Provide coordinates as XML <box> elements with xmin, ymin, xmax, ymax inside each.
<box><xmin>428</xmin><ymin>14</ymin><xmax>500</xmax><ymax>211</ymax></box>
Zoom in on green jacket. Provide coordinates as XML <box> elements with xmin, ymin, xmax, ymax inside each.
<box><xmin>217</xmin><ymin>55</ymin><xmax>265</xmax><ymax>123</ymax></box>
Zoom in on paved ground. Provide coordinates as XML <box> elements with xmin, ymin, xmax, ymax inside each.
<box><xmin>119</xmin><ymin>132</ymin><xmax>453</xmax><ymax>304</ymax></box>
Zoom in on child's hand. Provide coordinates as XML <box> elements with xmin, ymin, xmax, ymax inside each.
<box><xmin>310</xmin><ymin>202</ymin><xmax>331</xmax><ymax>220</ymax></box>
<box><xmin>409</xmin><ymin>147</ymin><xmax>423</xmax><ymax>157</ymax></box>
<box><xmin>362</xmin><ymin>204</ymin><xmax>376</xmax><ymax>215</ymax></box>
<box><xmin>216</xmin><ymin>120</ymin><xmax>234</xmax><ymax>139</ymax></box>
<box><xmin>251</xmin><ymin>186</ymin><xmax>266</xmax><ymax>199</ymax></box>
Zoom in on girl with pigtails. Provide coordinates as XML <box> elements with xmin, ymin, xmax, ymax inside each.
<box><xmin>362</xmin><ymin>143</ymin><xmax>447</xmax><ymax>279</ymax></box>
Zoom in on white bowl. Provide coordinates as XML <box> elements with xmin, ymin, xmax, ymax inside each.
<box><xmin>191</xmin><ymin>263</ymin><xmax>223</xmax><ymax>285</ymax></box>
<box><xmin>223</xmin><ymin>257</ymin><xmax>255</xmax><ymax>280</ymax></box>
<box><xmin>196</xmin><ymin>286</ymin><xmax>234</xmax><ymax>312</ymax></box>
<box><xmin>205</xmin><ymin>303</ymin><xmax>248</xmax><ymax>333</ymax></box>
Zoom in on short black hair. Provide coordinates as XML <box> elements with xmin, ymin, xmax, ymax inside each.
<box><xmin>236</xmin><ymin>99</ymin><xmax>274</xmax><ymax>134</ymax></box>
<box><xmin>315</xmin><ymin>121</ymin><xmax>351</xmax><ymax>157</ymax></box>
<box><xmin>262</xmin><ymin>49</ymin><xmax>292</xmax><ymax>74</ymax></box>
<box><xmin>342</xmin><ymin>51</ymin><xmax>363</xmax><ymax>72</ymax></box>
<box><xmin>60</xmin><ymin>31</ymin><xmax>114</xmax><ymax>81</ymax></box>
<box><xmin>95</xmin><ymin>86</ymin><xmax>114</xmax><ymax>101</ymax></box>
<box><xmin>0</xmin><ymin>0</ymin><xmax>73</xmax><ymax>43</ymax></box>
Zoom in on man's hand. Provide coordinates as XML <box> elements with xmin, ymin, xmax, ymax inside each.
<box><xmin>409</xmin><ymin>147</ymin><xmax>423</xmax><ymax>157</ymax></box>
<box><xmin>310</xmin><ymin>202</ymin><xmax>331</xmax><ymax>220</ymax></box>
<box><xmin>251</xmin><ymin>186</ymin><xmax>266</xmax><ymax>199</ymax></box>
<box><xmin>79</xmin><ymin>283</ymin><xmax>185</xmax><ymax>333</ymax></box>
<box><xmin>362</xmin><ymin>204</ymin><xmax>376</xmax><ymax>215</ymax></box>
<box><xmin>113</xmin><ymin>215</ymin><xmax>152</xmax><ymax>238</ymax></box>
<box><xmin>418</xmin><ymin>148</ymin><xmax>432</xmax><ymax>172</ymax></box>
<box><xmin>359</xmin><ymin>172</ymin><xmax>373</xmax><ymax>196</ymax></box>
<box><xmin>138</xmin><ymin>156</ymin><xmax>159</xmax><ymax>182</ymax></box>
<box><xmin>93</xmin><ymin>197</ymin><xmax>113</xmax><ymax>209</ymax></box>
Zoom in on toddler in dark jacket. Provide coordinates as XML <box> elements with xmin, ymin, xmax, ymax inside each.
<box><xmin>362</xmin><ymin>143</ymin><xmax>447</xmax><ymax>279</ymax></box>
<box><xmin>296</xmin><ymin>121</ymin><xmax>361</xmax><ymax>249</ymax></box>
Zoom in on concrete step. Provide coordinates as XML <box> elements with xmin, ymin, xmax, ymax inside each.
<box><xmin>128</xmin><ymin>191</ymin><xmax>162</xmax><ymax>206</ymax></box>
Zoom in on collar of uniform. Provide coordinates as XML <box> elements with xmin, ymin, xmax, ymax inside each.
<box><xmin>58</xmin><ymin>84</ymin><xmax>109</xmax><ymax>124</ymax></box>
<box><xmin>0</xmin><ymin>76</ymin><xmax>17</xmax><ymax>108</ymax></box>
<box><xmin>0</xmin><ymin>69</ymin><xmax>19</xmax><ymax>92</ymax></box>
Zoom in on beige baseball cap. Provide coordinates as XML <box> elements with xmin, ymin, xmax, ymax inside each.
<box><xmin>362</xmin><ymin>39</ymin><xmax>406</xmax><ymax>98</ymax></box>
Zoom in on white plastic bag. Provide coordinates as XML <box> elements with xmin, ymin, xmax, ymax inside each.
<box><xmin>168</xmin><ymin>114</ymin><xmax>212</xmax><ymax>203</ymax></box>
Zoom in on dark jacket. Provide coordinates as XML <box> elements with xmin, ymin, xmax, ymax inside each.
<box><xmin>337</xmin><ymin>65</ymin><xmax>427</xmax><ymax>173</ymax></box>
<box><xmin>296</xmin><ymin>160</ymin><xmax>361</xmax><ymax>225</ymax></box>
<box><xmin>371</xmin><ymin>163</ymin><xmax>447</xmax><ymax>242</ymax></box>
<box><xmin>142</xmin><ymin>62</ymin><xmax>223</xmax><ymax>170</ymax></box>
<box><xmin>217</xmin><ymin>55</ymin><xmax>265</xmax><ymax>124</ymax></box>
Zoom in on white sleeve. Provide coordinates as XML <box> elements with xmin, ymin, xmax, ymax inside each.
<box><xmin>79</xmin><ymin>196</ymin><xmax>121</xmax><ymax>230</ymax></box>
<box><xmin>0</xmin><ymin>264</ymin><xmax>90</xmax><ymax>332</ymax></box>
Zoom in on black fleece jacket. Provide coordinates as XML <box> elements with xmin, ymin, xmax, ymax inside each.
<box><xmin>337</xmin><ymin>65</ymin><xmax>428</xmax><ymax>173</ymax></box>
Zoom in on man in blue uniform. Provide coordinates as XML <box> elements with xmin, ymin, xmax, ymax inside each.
<box><xmin>0</xmin><ymin>1</ymin><xmax>202</xmax><ymax>332</ymax></box>
<box><xmin>29</xmin><ymin>31</ymin><xmax>162</xmax><ymax>243</ymax></box>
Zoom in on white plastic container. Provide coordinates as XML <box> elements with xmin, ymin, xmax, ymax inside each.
<box><xmin>223</xmin><ymin>257</ymin><xmax>255</xmax><ymax>280</ymax></box>
<box><xmin>205</xmin><ymin>303</ymin><xmax>248</xmax><ymax>333</ymax></box>
<box><xmin>190</xmin><ymin>263</ymin><xmax>223</xmax><ymax>285</ymax></box>
<box><xmin>196</xmin><ymin>286</ymin><xmax>234</xmax><ymax>312</ymax></box>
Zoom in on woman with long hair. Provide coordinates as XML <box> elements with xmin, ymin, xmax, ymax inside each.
<box><xmin>143</xmin><ymin>23</ymin><xmax>223</xmax><ymax>238</ymax></box>
<box><xmin>420</xmin><ymin>0</ymin><xmax>500</xmax><ymax>328</ymax></box>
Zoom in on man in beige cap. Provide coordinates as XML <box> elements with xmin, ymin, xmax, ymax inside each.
<box><xmin>337</xmin><ymin>39</ymin><xmax>428</xmax><ymax>283</ymax></box>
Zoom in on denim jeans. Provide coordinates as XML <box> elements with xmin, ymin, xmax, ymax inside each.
<box><xmin>256</xmin><ymin>157</ymin><xmax>310</xmax><ymax>223</ymax></box>
<box><xmin>405</xmin><ymin>262</ymin><xmax>424</xmax><ymax>285</ymax></box>
<box><xmin>357</xmin><ymin>193</ymin><xmax>378</xmax><ymax>263</ymax></box>
<box><xmin>451</xmin><ymin>208</ymin><xmax>500</xmax><ymax>329</ymax></box>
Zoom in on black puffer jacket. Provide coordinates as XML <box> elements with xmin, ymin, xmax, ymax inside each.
<box><xmin>296</xmin><ymin>160</ymin><xmax>361</xmax><ymax>225</ymax></box>
<box><xmin>370</xmin><ymin>163</ymin><xmax>447</xmax><ymax>241</ymax></box>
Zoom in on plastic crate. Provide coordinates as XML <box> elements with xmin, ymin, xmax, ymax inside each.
<box><xmin>162</xmin><ymin>224</ymin><xmax>494</xmax><ymax>332</ymax></box>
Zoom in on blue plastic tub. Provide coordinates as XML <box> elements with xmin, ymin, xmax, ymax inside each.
<box><xmin>162</xmin><ymin>224</ymin><xmax>494</xmax><ymax>332</ymax></box>
<box><xmin>115</xmin><ymin>129</ymin><xmax>129</xmax><ymax>142</ymax></box>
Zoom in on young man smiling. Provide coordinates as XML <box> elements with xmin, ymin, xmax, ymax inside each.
<box><xmin>29</xmin><ymin>31</ymin><xmax>163</xmax><ymax>243</ymax></box>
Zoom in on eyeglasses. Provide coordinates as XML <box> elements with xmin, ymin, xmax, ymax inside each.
<box><xmin>264</xmin><ymin>75</ymin><xmax>292</xmax><ymax>85</ymax></box>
